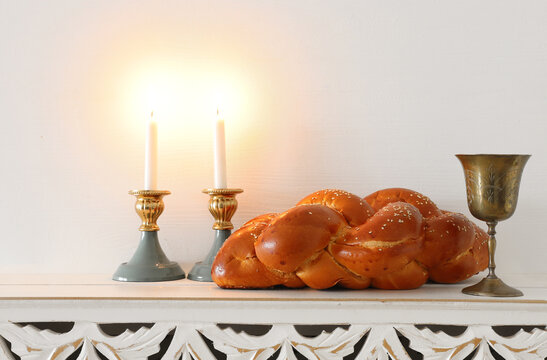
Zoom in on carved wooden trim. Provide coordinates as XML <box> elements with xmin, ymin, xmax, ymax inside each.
<box><xmin>0</xmin><ymin>334</ymin><xmax>15</xmax><ymax>360</ymax></box>
<box><xmin>203</xmin><ymin>324</ymin><xmax>369</xmax><ymax>359</ymax></box>
<box><xmin>399</xmin><ymin>325</ymin><xmax>547</xmax><ymax>359</ymax></box>
<box><xmin>0</xmin><ymin>322</ymin><xmax>546</xmax><ymax>359</ymax></box>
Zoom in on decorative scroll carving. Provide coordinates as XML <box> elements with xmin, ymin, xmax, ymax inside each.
<box><xmin>0</xmin><ymin>335</ymin><xmax>15</xmax><ymax>360</ymax></box>
<box><xmin>163</xmin><ymin>324</ymin><xmax>217</xmax><ymax>360</ymax></box>
<box><xmin>0</xmin><ymin>322</ymin><xmax>546</xmax><ymax>359</ymax></box>
<box><xmin>354</xmin><ymin>325</ymin><xmax>411</xmax><ymax>360</ymax></box>
<box><xmin>0</xmin><ymin>322</ymin><xmax>214</xmax><ymax>360</ymax></box>
<box><xmin>202</xmin><ymin>324</ymin><xmax>369</xmax><ymax>359</ymax></box>
<box><xmin>399</xmin><ymin>325</ymin><xmax>547</xmax><ymax>360</ymax></box>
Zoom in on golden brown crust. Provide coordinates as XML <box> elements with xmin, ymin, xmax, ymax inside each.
<box><xmin>296</xmin><ymin>251</ymin><xmax>371</xmax><ymax>289</ymax></box>
<box><xmin>371</xmin><ymin>261</ymin><xmax>429</xmax><ymax>290</ymax></box>
<box><xmin>211</xmin><ymin>188</ymin><xmax>489</xmax><ymax>290</ymax></box>
<box><xmin>255</xmin><ymin>204</ymin><xmax>347</xmax><ymax>273</ymax></box>
<box><xmin>330</xmin><ymin>202</ymin><xmax>424</xmax><ymax>279</ymax></box>
<box><xmin>297</xmin><ymin>189</ymin><xmax>374</xmax><ymax>226</ymax></box>
<box><xmin>472</xmin><ymin>223</ymin><xmax>489</xmax><ymax>271</ymax></box>
<box><xmin>418</xmin><ymin>212</ymin><xmax>476</xmax><ymax>269</ymax></box>
<box><xmin>211</xmin><ymin>213</ymin><xmax>284</xmax><ymax>288</ymax></box>
<box><xmin>365</xmin><ymin>188</ymin><xmax>442</xmax><ymax>218</ymax></box>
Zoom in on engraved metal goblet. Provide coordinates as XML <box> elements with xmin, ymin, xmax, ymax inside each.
<box><xmin>456</xmin><ymin>154</ymin><xmax>530</xmax><ymax>297</ymax></box>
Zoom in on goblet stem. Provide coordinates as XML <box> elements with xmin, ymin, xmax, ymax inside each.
<box><xmin>486</xmin><ymin>221</ymin><xmax>498</xmax><ymax>279</ymax></box>
<box><xmin>462</xmin><ymin>218</ymin><xmax>522</xmax><ymax>297</ymax></box>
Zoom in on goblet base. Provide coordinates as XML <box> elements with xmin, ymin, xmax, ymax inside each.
<box><xmin>462</xmin><ymin>275</ymin><xmax>523</xmax><ymax>297</ymax></box>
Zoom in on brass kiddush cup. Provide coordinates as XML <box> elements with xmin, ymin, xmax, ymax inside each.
<box><xmin>456</xmin><ymin>154</ymin><xmax>530</xmax><ymax>297</ymax></box>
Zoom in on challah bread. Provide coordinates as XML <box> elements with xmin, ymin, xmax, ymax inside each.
<box><xmin>331</xmin><ymin>202</ymin><xmax>424</xmax><ymax>279</ymax></box>
<box><xmin>212</xmin><ymin>188</ymin><xmax>488</xmax><ymax>290</ymax></box>
<box><xmin>211</xmin><ymin>213</ymin><xmax>304</xmax><ymax>289</ymax></box>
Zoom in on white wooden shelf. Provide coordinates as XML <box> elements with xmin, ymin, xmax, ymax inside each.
<box><xmin>0</xmin><ymin>273</ymin><xmax>546</xmax><ymax>359</ymax></box>
<box><xmin>1</xmin><ymin>273</ymin><xmax>546</xmax><ymax>324</ymax></box>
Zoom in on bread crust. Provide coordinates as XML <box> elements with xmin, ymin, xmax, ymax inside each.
<box><xmin>211</xmin><ymin>188</ymin><xmax>488</xmax><ymax>290</ymax></box>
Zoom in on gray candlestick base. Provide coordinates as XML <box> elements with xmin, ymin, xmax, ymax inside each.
<box><xmin>188</xmin><ymin>229</ymin><xmax>231</xmax><ymax>282</ymax></box>
<box><xmin>113</xmin><ymin>231</ymin><xmax>185</xmax><ymax>282</ymax></box>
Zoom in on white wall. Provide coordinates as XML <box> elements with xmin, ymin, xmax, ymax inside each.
<box><xmin>1</xmin><ymin>0</ymin><xmax>546</xmax><ymax>275</ymax></box>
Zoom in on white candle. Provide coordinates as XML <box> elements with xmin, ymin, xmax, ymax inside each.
<box><xmin>214</xmin><ymin>109</ymin><xmax>227</xmax><ymax>188</ymax></box>
<box><xmin>144</xmin><ymin>111</ymin><xmax>158</xmax><ymax>190</ymax></box>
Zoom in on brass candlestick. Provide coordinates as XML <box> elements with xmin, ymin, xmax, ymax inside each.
<box><xmin>113</xmin><ymin>190</ymin><xmax>185</xmax><ymax>282</ymax></box>
<box><xmin>188</xmin><ymin>188</ymin><xmax>243</xmax><ymax>282</ymax></box>
<box><xmin>456</xmin><ymin>154</ymin><xmax>530</xmax><ymax>297</ymax></box>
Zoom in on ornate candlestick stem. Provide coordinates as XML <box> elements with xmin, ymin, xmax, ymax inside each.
<box><xmin>113</xmin><ymin>190</ymin><xmax>185</xmax><ymax>282</ymax></box>
<box><xmin>188</xmin><ymin>188</ymin><xmax>243</xmax><ymax>282</ymax></box>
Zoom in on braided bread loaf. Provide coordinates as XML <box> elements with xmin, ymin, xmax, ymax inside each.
<box><xmin>212</xmin><ymin>188</ymin><xmax>488</xmax><ymax>290</ymax></box>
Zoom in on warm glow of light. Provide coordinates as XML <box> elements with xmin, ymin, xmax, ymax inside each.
<box><xmin>139</xmin><ymin>68</ymin><xmax>183</xmax><ymax>124</ymax></box>
<box><xmin>118</xmin><ymin>57</ymin><xmax>253</xmax><ymax>149</ymax></box>
<box><xmin>209</xmin><ymin>85</ymin><xmax>234</xmax><ymax>118</ymax></box>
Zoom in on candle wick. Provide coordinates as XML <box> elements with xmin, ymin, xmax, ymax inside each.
<box><xmin>151</xmin><ymin>111</ymin><xmax>154</xmax><ymax>118</ymax></box>
<box><xmin>216</xmin><ymin>107</ymin><xmax>219</xmax><ymax>116</ymax></box>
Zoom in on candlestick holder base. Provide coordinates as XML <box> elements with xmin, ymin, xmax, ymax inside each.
<box><xmin>113</xmin><ymin>190</ymin><xmax>185</xmax><ymax>282</ymax></box>
<box><xmin>188</xmin><ymin>229</ymin><xmax>231</xmax><ymax>282</ymax></box>
<box><xmin>113</xmin><ymin>231</ymin><xmax>185</xmax><ymax>282</ymax></box>
<box><xmin>188</xmin><ymin>188</ymin><xmax>243</xmax><ymax>282</ymax></box>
